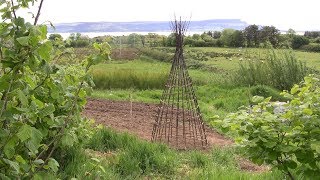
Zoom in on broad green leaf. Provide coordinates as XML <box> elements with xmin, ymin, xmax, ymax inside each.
<box><xmin>252</xmin><ymin>96</ymin><xmax>264</xmax><ymax>103</ymax></box>
<box><xmin>17</xmin><ymin>124</ymin><xmax>32</xmax><ymax>142</ymax></box>
<box><xmin>37</xmin><ymin>41</ymin><xmax>52</xmax><ymax>61</ymax></box>
<box><xmin>33</xmin><ymin>172</ymin><xmax>56</xmax><ymax>180</ymax></box>
<box><xmin>16</xmin><ymin>36</ymin><xmax>29</xmax><ymax>46</ymax></box>
<box><xmin>0</xmin><ymin>129</ymin><xmax>9</xmax><ymax>138</ymax></box>
<box><xmin>3</xmin><ymin>159</ymin><xmax>20</xmax><ymax>173</ymax></box>
<box><xmin>290</xmin><ymin>84</ymin><xmax>299</xmax><ymax>94</ymax></box>
<box><xmin>0</xmin><ymin>173</ymin><xmax>10</xmax><ymax>180</ymax></box>
<box><xmin>311</xmin><ymin>142</ymin><xmax>320</xmax><ymax>153</ymax></box>
<box><xmin>33</xmin><ymin>159</ymin><xmax>44</xmax><ymax>165</ymax></box>
<box><xmin>17</xmin><ymin>90</ymin><xmax>28</xmax><ymax>106</ymax></box>
<box><xmin>38</xmin><ymin>25</ymin><xmax>47</xmax><ymax>40</ymax></box>
<box><xmin>302</xmin><ymin>108</ymin><xmax>313</xmax><ymax>115</ymax></box>
<box><xmin>264</xmin><ymin>141</ymin><xmax>277</xmax><ymax>148</ymax></box>
<box><xmin>17</xmin><ymin>124</ymin><xmax>43</xmax><ymax>154</ymax></box>
<box><xmin>38</xmin><ymin>104</ymin><xmax>55</xmax><ymax>117</ymax></box>
<box><xmin>47</xmin><ymin>158</ymin><xmax>59</xmax><ymax>173</ymax></box>
<box><xmin>4</xmin><ymin>137</ymin><xmax>17</xmax><ymax>158</ymax></box>
<box><xmin>13</xmin><ymin>17</ymin><xmax>25</xmax><ymax>27</ymax></box>
<box><xmin>0</xmin><ymin>74</ymin><xmax>10</xmax><ymax>91</ymax></box>
<box><xmin>15</xmin><ymin>155</ymin><xmax>26</xmax><ymax>164</ymax></box>
<box><xmin>286</xmin><ymin>160</ymin><xmax>297</xmax><ymax>169</ymax></box>
<box><xmin>61</xmin><ymin>132</ymin><xmax>78</xmax><ymax>147</ymax></box>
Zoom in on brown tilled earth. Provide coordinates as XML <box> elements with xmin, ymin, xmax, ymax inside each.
<box><xmin>83</xmin><ymin>98</ymin><xmax>233</xmax><ymax>148</ymax></box>
<box><xmin>83</xmin><ymin>98</ymin><xmax>268</xmax><ymax>172</ymax></box>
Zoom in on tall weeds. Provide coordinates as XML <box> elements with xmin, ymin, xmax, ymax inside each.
<box><xmin>234</xmin><ymin>49</ymin><xmax>309</xmax><ymax>90</ymax></box>
<box><xmin>91</xmin><ymin>68</ymin><xmax>168</xmax><ymax>90</ymax></box>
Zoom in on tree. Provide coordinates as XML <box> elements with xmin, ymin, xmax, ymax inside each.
<box><xmin>213</xmin><ymin>31</ymin><xmax>222</xmax><ymax>39</ymax></box>
<box><xmin>128</xmin><ymin>33</ymin><xmax>141</xmax><ymax>47</ymax></box>
<box><xmin>230</xmin><ymin>30</ymin><xmax>245</xmax><ymax>47</ymax></box>
<box><xmin>166</xmin><ymin>33</ymin><xmax>176</xmax><ymax>47</ymax></box>
<box><xmin>287</xmin><ymin>28</ymin><xmax>296</xmax><ymax>38</ymax></box>
<box><xmin>66</xmin><ymin>33</ymin><xmax>91</xmax><ymax>47</ymax></box>
<box><xmin>220</xmin><ymin>28</ymin><xmax>235</xmax><ymax>47</ymax></box>
<box><xmin>291</xmin><ymin>35</ymin><xmax>310</xmax><ymax>49</ymax></box>
<box><xmin>244</xmin><ymin>24</ymin><xmax>259</xmax><ymax>47</ymax></box>
<box><xmin>304</xmin><ymin>31</ymin><xmax>320</xmax><ymax>38</ymax></box>
<box><xmin>259</xmin><ymin>26</ymin><xmax>280</xmax><ymax>47</ymax></box>
<box><xmin>140</xmin><ymin>35</ymin><xmax>146</xmax><ymax>47</ymax></box>
<box><xmin>201</xmin><ymin>32</ymin><xmax>214</xmax><ymax>42</ymax></box>
<box><xmin>49</xmin><ymin>33</ymin><xmax>63</xmax><ymax>41</ymax></box>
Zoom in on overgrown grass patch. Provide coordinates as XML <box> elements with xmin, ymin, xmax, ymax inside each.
<box><xmin>90</xmin><ymin>59</ymin><xmax>226</xmax><ymax>90</ymax></box>
<box><xmin>86</xmin><ymin>128</ymin><xmax>178</xmax><ymax>178</ymax></box>
<box><xmin>233</xmin><ymin>49</ymin><xmax>309</xmax><ymax>90</ymax></box>
<box><xmin>81</xmin><ymin>128</ymin><xmax>283</xmax><ymax>179</ymax></box>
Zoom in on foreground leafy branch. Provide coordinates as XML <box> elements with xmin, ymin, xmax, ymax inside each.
<box><xmin>0</xmin><ymin>1</ymin><xmax>111</xmax><ymax>178</ymax></box>
<box><xmin>217</xmin><ymin>75</ymin><xmax>320</xmax><ymax>179</ymax></box>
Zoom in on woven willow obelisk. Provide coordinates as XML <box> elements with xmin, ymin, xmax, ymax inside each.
<box><xmin>151</xmin><ymin>19</ymin><xmax>207</xmax><ymax>149</ymax></box>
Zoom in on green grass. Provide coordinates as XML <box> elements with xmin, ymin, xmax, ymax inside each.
<box><xmin>154</xmin><ymin>47</ymin><xmax>320</xmax><ymax>72</ymax></box>
<box><xmin>90</xmin><ymin>58</ymin><xmax>229</xmax><ymax>90</ymax></box>
<box><xmin>82</xmin><ymin>46</ymin><xmax>319</xmax><ymax>179</ymax></box>
<box><xmin>72</xmin><ymin>128</ymin><xmax>283</xmax><ymax>179</ymax></box>
<box><xmin>91</xmin><ymin>89</ymin><xmax>162</xmax><ymax>103</ymax></box>
<box><xmin>90</xmin><ymin>60</ymin><xmax>168</xmax><ymax>90</ymax></box>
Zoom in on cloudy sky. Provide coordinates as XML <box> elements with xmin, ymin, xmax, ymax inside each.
<box><xmin>19</xmin><ymin>0</ymin><xmax>320</xmax><ymax>31</ymax></box>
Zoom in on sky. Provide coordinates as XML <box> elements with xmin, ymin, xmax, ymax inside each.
<box><xmin>18</xmin><ymin>0</ymin><xmax>320</xmax><ymax>31</ymax></box>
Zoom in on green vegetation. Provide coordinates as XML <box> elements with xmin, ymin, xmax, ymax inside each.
<box><xmin>58</xmin><ymin>128</ymin><xmax>283</xmax><ymax>179</ymax></box>
<box><xmin>90</xmin><ymin>59</ymin><xmax>223</xmax><ymax>90</ymax></box>
<box><xmin>2</xmin><ymin>0</ymin><xmax>320</xmax><ymax>179</ymax></box>
<box><xmin>0</xmin><ymin>1</ymin><xmax>109</xmax><ymax>178</ymax></box>
<box><xmin>219</xmin><ymin>75</ymin><xmax>320</xmax><ymax>179</ymax></box>
<box><xmin>234</xmin><ymin>48</ymin><xmax>309</xmax><ymax>90</ymax></box>
<box><xmin>87</xmin><ymin>45</ymin><xmax>319</xmax><ymax>179</ymax></box>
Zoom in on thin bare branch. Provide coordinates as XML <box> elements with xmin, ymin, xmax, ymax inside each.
<box><xmin>10</xmin><ymin>0</ymin><xmax>17</xmax><ymax>19</ymax></box>
<box><xmin>34</xmin><ymin>0</ymin><xmax>44</xmax><ymax>25</ymax></box>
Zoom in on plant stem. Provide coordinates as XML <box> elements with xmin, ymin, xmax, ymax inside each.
<box><xmin>34</xmin><ymin>0</ymin><xmax>44</xmax><ymax>25</ymax></box>
<box><xmin>10</xmin><ymin>0</ymin><xmax>17</xmax><ymax>19</ymax></box>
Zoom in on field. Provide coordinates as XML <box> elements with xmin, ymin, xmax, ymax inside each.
<box><xmin>3</xmin><ymin>2</ymin><xmax>320</xmax><ymax>179</ymax></box>
<box><xmin>63</xmin><ymin>45</ymin><xmax>319</xmax><ymax>179</ymax></box>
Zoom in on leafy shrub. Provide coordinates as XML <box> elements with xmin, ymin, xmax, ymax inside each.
<box><xmin>0</xmin><ymin>2</ymin><xmax>110</xmax><ymax>178</ymax></box>
<box><xmin>219</xmin><ymin>75</ymin><xmax>320</xmax><ymax>179</ymax></box>
<box><xmin>300</xmin><ymin>43</ymin><xmax>320</xmax><ymax>52</ymax></box>
<box><xmin>291</xmin><ymin>35</ymin><xmax>310</xmax><ymax>49</ymax></box>
<box><xmin>234</xmin><ymin>48</ymin><xmax>309</xmax><ymax>90</ymax></box>
<box><xmin>250</xmin><ymin>85</ymin><xmax>289</xmax><ymax>102</ymax></box>
<box><xmin>139</xmin><ymin>48</ymin><xmax>172</xmax><ymax>62</ymax></box>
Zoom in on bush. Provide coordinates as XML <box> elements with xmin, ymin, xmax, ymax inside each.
<box><xmin>219</xmin><ymin>75</ymin><xmax>320</xmax><ymax>179</ymax></box>
<box><xmin>250</xmin><ymin>85</ymin><xmax>289</xmax><ymax>102</ymax></box>
<box><xmin>291</xmin><ymin>35</ymin><xmax>310</xmax><ymax>49</ymax></box>
<box><xmin>233</xmin><ymin>48</ymin><xmax>309</xmax><ymax>90</ymax></box>
<box><xmin>139</xmin><ymin>48</ymin><xmax>172</xmax><ymax>62</ymax></box>
<box><xmin>300</xmin><ymin>43</ymin><xmax>320</xmax><ymax>52</ymax></box>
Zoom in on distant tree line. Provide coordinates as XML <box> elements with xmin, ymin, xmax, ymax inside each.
<box><xmin>48</xmin><ymin>25</ymin><xmax>320</xmax><ymax>52</ymax></box>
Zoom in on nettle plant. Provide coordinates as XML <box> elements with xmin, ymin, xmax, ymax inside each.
<box><xmin>0</xmin><ymin>0</ymin><xmax>110</xmax><ymax>178</ymax></box>
<box><xmin>218</xmin><ymin>75</ymin><xmax>320</xmax><ymax>179</ymax></box>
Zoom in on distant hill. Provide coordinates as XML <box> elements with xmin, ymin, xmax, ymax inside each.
<box><xmin>49</xmin><ymin>19</ymin><xmax>248</xmax><ymax>33</ymax></box>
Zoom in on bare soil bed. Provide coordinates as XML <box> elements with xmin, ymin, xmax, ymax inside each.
<box><xmin>83</xmin><ymin>98</ymin><xmax>267</xmax><ymax>172</ymax></box>
<box><xmin>84</xmin><ymin>98</ymin><xmax>232</xmax><ymax>149</ymax></box>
